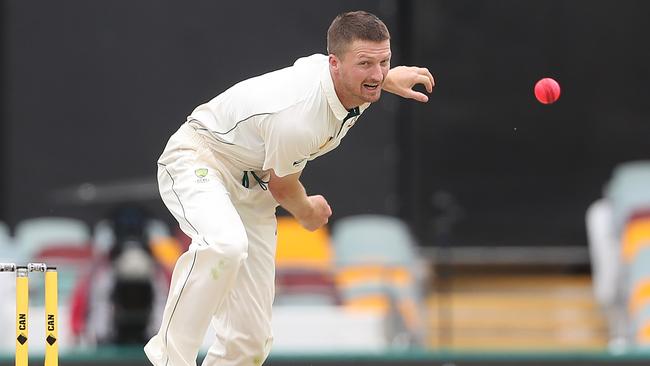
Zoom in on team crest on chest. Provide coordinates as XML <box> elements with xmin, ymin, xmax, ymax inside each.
<box><xmin>195</xmin><ymin>168</ymin><xmax>210</xmax><ymax>183</ymax></box>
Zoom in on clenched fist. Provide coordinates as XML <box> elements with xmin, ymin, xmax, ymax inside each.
<box><xmin>298</xmin><ymin>195</ymin><xmax>332</xmax><ymax>231</ymax></box>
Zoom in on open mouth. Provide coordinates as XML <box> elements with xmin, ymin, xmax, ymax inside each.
<box><xmin>363</xmin><ymin>83</ymin><xmax>380</xmax><ymax>91</ymax></box>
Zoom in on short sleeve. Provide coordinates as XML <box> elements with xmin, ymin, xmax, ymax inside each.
<box><xmin>261</xmin><ymin>113</ymin><xmax>318</xmax><ymax>177</ymax></box>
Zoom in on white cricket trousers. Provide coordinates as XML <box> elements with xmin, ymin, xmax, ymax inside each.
<box><xmin>145</xmin><ymin>123</ymin><xmax>278</xmax><ymax>366</ymax></box>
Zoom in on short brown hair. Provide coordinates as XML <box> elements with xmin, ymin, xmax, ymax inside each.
<box><xmin>327</xmin><ymin>11</ymin><xmax>390</xmax><ymax>57</ymax></box>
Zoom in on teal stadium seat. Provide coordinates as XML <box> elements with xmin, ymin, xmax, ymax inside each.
<box><xmin>331</xmin><ymin>214</ymin><xmax>425</xmax><ymax>347</ymax></box>
<box><xmin>605</xmin><ymin>161</ymin><xmax>650</xmax><ymax>348</ymax></box>
<box><xmin>15</xmin><ymin>217</ymin><xmax>90</xmax><ymax>259</ymax></box>
<box><xmin>606</xmin><ymin>160</ymin><xmax>650</xmax><ymax>237</ymax></box>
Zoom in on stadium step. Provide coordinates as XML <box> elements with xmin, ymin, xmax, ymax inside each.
<box><xmin>426</xmin><ymin>274</ymin><xmax>608</xmax><ymax>350</ymax></box>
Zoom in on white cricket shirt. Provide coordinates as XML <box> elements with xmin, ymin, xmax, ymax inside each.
<box><xmin>188</xmin><ymin>54</ymin><xmax>370</xmax><ymax>177</ymax></box>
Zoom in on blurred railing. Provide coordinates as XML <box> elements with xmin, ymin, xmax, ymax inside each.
<box><xmin>2</xmin><ymin>347</ymin><xmax>650</xmax><ymax>366</ymax></box>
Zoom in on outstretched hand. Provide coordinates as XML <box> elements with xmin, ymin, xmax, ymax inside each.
<box><xmin>383</xmin><ymin>66</ymin><xmax>435</xmax><ymax>102</ymax></box>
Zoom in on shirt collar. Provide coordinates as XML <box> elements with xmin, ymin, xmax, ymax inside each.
<box><xmin>320</xmin><ymin>64</ymin><xmax>370</xmax><ymax>121</ymax></box>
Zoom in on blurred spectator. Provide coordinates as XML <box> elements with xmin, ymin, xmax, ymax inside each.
<box><xmin>72</xmin><ymin>205</ymin><xmax>170</xmax><ymax>345</ymax></box>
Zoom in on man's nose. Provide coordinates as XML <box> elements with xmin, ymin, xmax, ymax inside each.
<box><xmin>369</xmin><ymin>64</ymin><xmax>383</xmax><ymax>81</ymax></box>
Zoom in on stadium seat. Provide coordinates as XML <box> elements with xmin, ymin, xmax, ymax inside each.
<box><xmin>606</xmin><ymin>160</ymin><xmax>650</xmax><ymax>237</ymax></box>
<box><xmin>274</xmin><ymin>216</ymin><xmax>338</xmax><ymax>306</ymax></box>
<box><xmin>275</xmin><ymin>216</ymin><xmax>332</xmax><ymax>270</ymax></box>
<box><xmin>14</xmin><ymin>217</ymin><xmax>90</xmax><ymax>259</ymax></box>
<box><xmin>624</xmin><ymin>211</ymin><xmax>650</xmax><ymax>347</ymax></box>
<box><xmin>33</xmin><ymin>244</ymin><xmax>95</xmax><ymax>304</ymax></box>
<box><xmin>331</xmin><ymin>214</ymin><xmax>425</xmax><ymax>346</ymax></box>
<box><xmin>588</xmin><ymin>160</ymin><xmax>650</xmax><ymax>350</ymax></box>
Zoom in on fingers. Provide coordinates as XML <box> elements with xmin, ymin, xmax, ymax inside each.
<box><xmin>415</xmin><ymin>74</ymin><xmax>433</xmax><ymax>93</ymax></box>
<box><xmin>413</xmin><ymin>68</ymin><xmax>434</xmax><ymax>93</ymax></box>
<box><xmin>407</xmin><ymin>89</ymin><xmax>429</xmax><ymax>103</ymax></box>
<box><xmin>421</xmin><ymin>68</ymin><xmax>435</xmax><ymax>91</ymax></box>
<box><xmin>385</xmin><ymin>65</ymin><xmax>435</xmax><ymax>102</ymax></box>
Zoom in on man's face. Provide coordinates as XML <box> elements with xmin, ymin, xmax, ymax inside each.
<box><xmin>330</xmin><ymin>39</ymin><xmax>391</xmax><ymax>108</ymax></box>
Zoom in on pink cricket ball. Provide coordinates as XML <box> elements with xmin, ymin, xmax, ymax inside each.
<box><xmin>534</xmin><ymin>78</ymin><xmax>561</xmax><ymax>104</ymax></box>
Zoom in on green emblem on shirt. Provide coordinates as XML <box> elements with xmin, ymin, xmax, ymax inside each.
<box><xmin>195</xmin><ymin>168</ymin><xmax>208</xmax><ymax>178</ymax></box>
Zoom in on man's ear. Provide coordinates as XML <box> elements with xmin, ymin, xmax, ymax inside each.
<box><xmin>328</xmin><ymin>54</ymin><xmax>339</xmax><ymax>72</ymax></box>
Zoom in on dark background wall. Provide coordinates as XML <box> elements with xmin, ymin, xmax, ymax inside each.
<box><xmin>408</xmin><ymin>0</ymin><xmax>650</xmax><ymax>247</ymax></box>
<box><xmin>0</xmin><ymin>0</ymin><xmax>6</xmax><ymax>221</ymax></box>
<box><xmin>2</xmin><ymin>0</ymin><xmax>650</xmax><ymax>248</ymax></box>
<box><xmin>2</xmin><ymin>0</ymin><xmax>401</xmax><ymax>227</ymax></box>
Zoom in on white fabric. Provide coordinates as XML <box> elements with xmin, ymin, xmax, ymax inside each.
<box><xmin>145</xmin><ymin>124</ymin><xmax>278</xmax><ymax>366</ymax></box>
<box><xmin>189</xmin><ymin>54</ymin><xmax>369</xmax><ymax>177</ymax></box>
<box><xmin>586</xmin><ymin>198</ymin><xmax>620</xmax><ymax>306</ymax></box>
